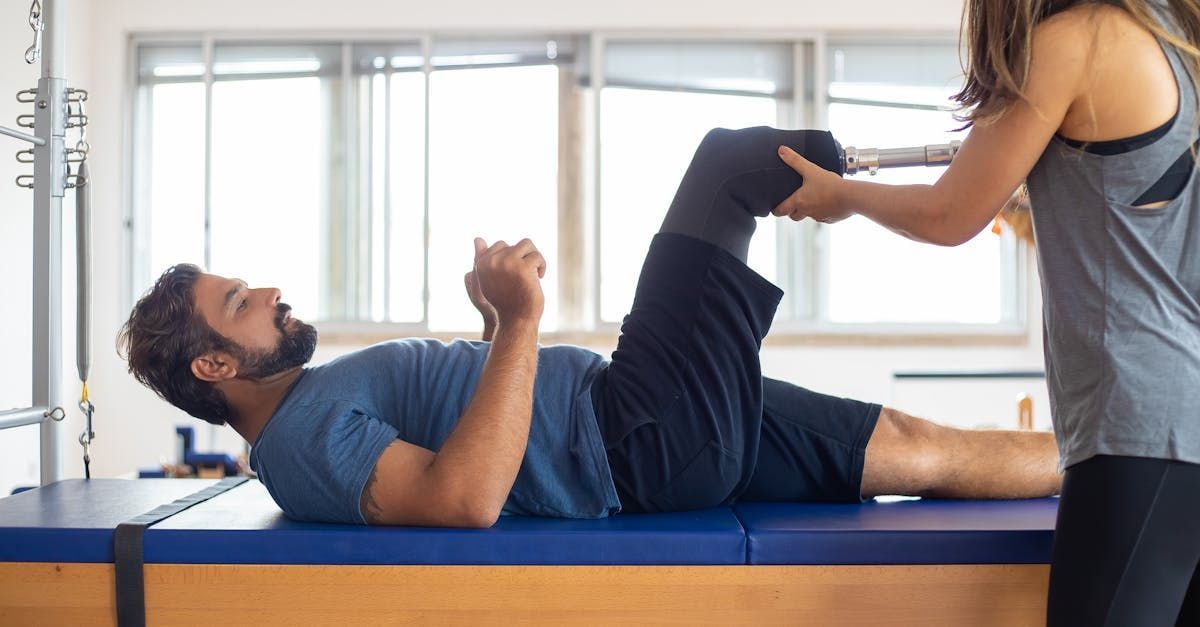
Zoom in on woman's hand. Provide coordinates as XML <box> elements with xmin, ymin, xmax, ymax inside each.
<box><xmin>771</xmin><ymin>145</ymin><xmax>854</xmax><ymax>224</ymax></box>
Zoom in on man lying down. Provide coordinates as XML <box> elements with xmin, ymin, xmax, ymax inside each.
<box><xmin>119</xmin><ymin>127</ymin><xmax>1061</xmax><ymax>527</ymax></box>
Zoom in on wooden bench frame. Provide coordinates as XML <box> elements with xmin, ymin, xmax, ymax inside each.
<box><xmin>1</xmin><ymin>562</ymin><xmax>1050</xmax><ymax>626</ymax></box>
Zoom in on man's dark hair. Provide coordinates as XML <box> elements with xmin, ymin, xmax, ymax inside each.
<box><xmin>117</xmin><ymin>264</ymin><xmax>236</xmax><ymax>426</ymax></box>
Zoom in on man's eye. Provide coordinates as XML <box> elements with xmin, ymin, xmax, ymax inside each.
<box><xmin>237</xmin><ymin>299</ymin><xmax>247</xmax><ymax>311</ymax></box>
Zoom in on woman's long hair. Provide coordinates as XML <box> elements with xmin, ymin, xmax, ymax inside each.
<box><xmin>954</xmin><ymin>0</ymin><xmax>1200</xmax><ymax>126</ymax></box>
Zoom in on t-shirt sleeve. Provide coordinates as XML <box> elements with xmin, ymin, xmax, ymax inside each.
<box><xmin>257</xmin><ymin>401</ymin><xmax>399</xmax><ymax>524</ymax></box>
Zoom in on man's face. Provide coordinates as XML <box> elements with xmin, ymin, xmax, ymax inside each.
<box><xmin>192</xmin><ymin>273</ymin><xmax>318</xmax><ymax>378</ymax></box>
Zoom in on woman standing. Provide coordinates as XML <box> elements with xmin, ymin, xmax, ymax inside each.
<box><xmin>773</xmin><ymin>1</ymin><xmax>1200</xmax><ymax>624</ymax></box>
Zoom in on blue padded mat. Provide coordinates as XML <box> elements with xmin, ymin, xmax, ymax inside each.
<box><xmin>0</xmin><ymin>479</ymin><xmax>746</xmax><ymax>565</ymax></box>
<box><xmin>735</xmin><ymin>498</ymin><xmax>1059</xmax><ymax>565</ymax></box>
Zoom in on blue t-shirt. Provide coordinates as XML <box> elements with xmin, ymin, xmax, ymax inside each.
<box><xmin>248</xmin><ymin>339</ymin><xmax>622</xmax><ymax>524</ymax></box>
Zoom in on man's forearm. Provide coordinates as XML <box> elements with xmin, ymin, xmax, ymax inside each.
<box><xmin>428</xmin><ymin>320</ymin><xmax>538</xmax><ymax>523</ymax></box>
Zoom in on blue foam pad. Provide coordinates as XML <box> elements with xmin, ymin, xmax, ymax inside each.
<box><xmin>0</xmin><ymin>479</ymin><xmax>746</xmax><ymax>565</ymax></box>
<box><xmin>0</xmin><ymin>479</ymin><xmax>224</xmax><ymax>563</ymax></box>
<box><xmin>735</xmin><ymin>498</ymin><xmax>1058</xmax><ymax>565</ymax></box>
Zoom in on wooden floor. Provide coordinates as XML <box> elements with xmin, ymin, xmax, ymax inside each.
<box><xmin>0</xmin><ymin>562</ymin><xmax>1050</xmax><ymax>626</ymax></box>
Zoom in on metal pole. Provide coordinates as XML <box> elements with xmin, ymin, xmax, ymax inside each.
<box><xmin>0</xmin><ymin>407</ymin><xmax>50</xmax><ymax>430</ymax></box>
<box><xmin>0</xmin><ymin>125</ymin><xmax>46</xmax><ymax>145</ymax></box>
<box><xmin>842</xmin><ymin>141</ymin><xmax>962</xmax><ymax>176</ymax></box>
<box><xmin>76</xmin><ymin>161</ymin><xmax>90</xmax><ymax>383</ymax></box>
<box><xmin>34</xmin><ymin>0</ymin><xmax>68</xmax><ymax>485</ymax></box>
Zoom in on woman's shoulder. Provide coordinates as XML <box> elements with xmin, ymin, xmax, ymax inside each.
<box><xmin>1032</xmin><ymin>4</ymin><xmax>1107</xmax><ymax>55</ymax></box>
<box><xmin>1035</xmin><ymin>3</ymin><xmax>1156</xmax><ymax>50</ymax></box>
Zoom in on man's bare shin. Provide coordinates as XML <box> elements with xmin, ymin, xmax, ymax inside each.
<box><xmin>860</xmin><ymin>408</ymin><xmax>1062</xmax><ymax>499</ymax></box>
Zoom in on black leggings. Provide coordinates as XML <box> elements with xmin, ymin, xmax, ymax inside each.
<box><xmin>1047</xmin><ymin>455</ymin><xmax>1200</xmax><ymax>627</ymax></box>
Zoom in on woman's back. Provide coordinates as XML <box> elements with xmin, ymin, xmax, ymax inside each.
<box><xmin>1057</xmin><ymin>4</ymin><xmax>1181</xmax><ymax>156</ymax></box>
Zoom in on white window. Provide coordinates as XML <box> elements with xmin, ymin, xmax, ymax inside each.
<box><xmin>133</xmin><ymin>43</ymin><xmax>338</xmax><ymax>321</ymax></box>
<box><xmin>821</xmin><ymin>41</ymin><xmax>1021</xmax><ymax>326</ymax></box>
<box><xmin>425</xmin><ymin>41</ymin><xmax>562</xmax><ymax>331</ymax></box>
<box><xmin>130</xmin><ymin>35</ymin><xmax>1023</xmax><ymax>336</ymax></box>
<box><xmin>596</xmin><ymin>41</ymin><xmax>789</xmax><ymax>323</ymax></box>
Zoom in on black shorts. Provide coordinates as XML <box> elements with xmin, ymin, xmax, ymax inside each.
<box><xmin>590</xmin><ymin>233</ymin><xmax>881</xmax><ymax>513</ymax></box>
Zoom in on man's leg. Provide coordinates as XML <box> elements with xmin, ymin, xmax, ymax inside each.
<box><xmin>737</xmin><ymin>378</ymin><xmax>1060</xmax><ymax>503</ymax></box>
<box><xmin>658</xmin><ymin>126</ymin><xmax>841</xmax><ymax>262</ymax></box>
<box><xmin>861</xmin><ymin>407</ymin><xmax>1061</xmax><ymax>499</ymax></box>
<box><xmin>594</xmin><ymin>126</ymin><xmax>842</xmax><ymax>513</ymax></box>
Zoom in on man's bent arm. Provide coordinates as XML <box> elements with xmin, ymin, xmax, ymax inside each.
<box><xmin>425</xmin><ymin>319</ymin><xmax>539</xmax><ymax>525</ymax></box>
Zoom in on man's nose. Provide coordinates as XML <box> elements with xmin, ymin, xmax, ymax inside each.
<box><xmin>263</xmin><ymin>287</ymin><xmax>281</xmax><ymax>306</ymax></box>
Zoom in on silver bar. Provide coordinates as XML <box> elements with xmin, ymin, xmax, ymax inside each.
<box><xmin>0</xmin><ymin>124</ymin><xmax>46</xmax><ymax>146</ymax></box>
<box><xmin>842</xmin><ymin>141</ymin><xmax>962</xmax><ymax>176</ymax></box>
<box><xmin>76</xmin><ymin>161</ymin><xmax>90</xmax><ymax>382</ymax></box>
<box><xmin>0</xmin><ymin>407</ymin><xmax>48</xmax><ymax>430</ymax></box>
<box><xmin>43</xmin><ymin>0</ymin><xmax>64</xmax><ymax>80</ymax></box>
<box><xmin>35</xmin><ymin>0</ymin><xmax>66</xmax><ymax>486</ymax></box>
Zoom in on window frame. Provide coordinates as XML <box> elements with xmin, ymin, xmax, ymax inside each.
<box><xmin>125</xmin><ymin>30</ymin><xmax>1029</xmax><ymax>343</ymax></box>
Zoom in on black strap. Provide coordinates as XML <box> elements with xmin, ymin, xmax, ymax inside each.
<box><xmin>114</xmin><ymin>477</ymin><xmax>249</xmax><ymax>627</ymax></box>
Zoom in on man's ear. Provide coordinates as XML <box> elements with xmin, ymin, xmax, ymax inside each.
<box><xmin>191</xmin><ymin>352</ymin><xmax>236</xmax><ymax>383</ymax></box>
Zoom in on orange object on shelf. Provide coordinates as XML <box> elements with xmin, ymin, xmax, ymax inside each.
<box><xmin>1017</xmin><ymin>394</ymin><xmax>1034</xmax><ymax>430</ymax></box>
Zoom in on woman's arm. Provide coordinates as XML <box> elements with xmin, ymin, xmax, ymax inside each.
<box><xmin>773</xmin><ymin>11</ymin><xmax>1092</xmax><ymax>246</ymax></box>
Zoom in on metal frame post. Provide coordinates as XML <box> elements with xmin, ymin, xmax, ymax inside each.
<box><xmin>32</xmin><ymin>0</ymin><xmax>68</xmax><ymax>485</ymax></box>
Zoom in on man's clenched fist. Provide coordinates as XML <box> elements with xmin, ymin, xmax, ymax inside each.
<box><xmin>472</xmin><ymin>237</ymin><xmax>546</xmax><ymax>326</ymax></box>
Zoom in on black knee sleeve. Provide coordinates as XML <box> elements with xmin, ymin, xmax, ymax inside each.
<box><xmin>659</xmin><ymin>126</ymin><xmax>844</xmax><ymax>262</ymax></box>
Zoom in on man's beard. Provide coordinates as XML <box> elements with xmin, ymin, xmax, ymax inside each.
<box><xmin>234</xmin><ymin>303</ymin><xmax>318</xmax><ymax>379</ymax></box>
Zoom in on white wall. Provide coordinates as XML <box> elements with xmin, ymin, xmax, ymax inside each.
<box><xmin>3</xmin><ymin>0</ymin><xmax>1052</xmax><ymax>493</ymax></box>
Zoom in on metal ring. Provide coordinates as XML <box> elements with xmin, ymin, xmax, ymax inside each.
<box><xmin>66</xmin><ymin>114</ymin><xmax>88</xmax><ymax>128</ymax></box>
<box><xmin>15</xmin><ymin>175</ymin><xmax>34</xmax><ymax>189</ymax></box>
<box><xmin>16</xmin><ymin>149</ymin><xmax>34</xmax><ymax>164</ymax></box>
<box><xmin>16</xmin><ymin>89</ymin><xmax>37</xmax><ymax>103</ymax></box>
<box><xmin>65</xmin><ymin>174</ymin><xmax>86</xmax><ymax>189</ymax></box>
<box><xmin>66</xmin><ymin>88</ymin><xmax>88</xmax><ymax>102</ymax></box>
<box><xmin>16</xmin><ymin>115</ymin><xmax>35</xmax><ymax>129</ymax></box>
<box><xmin>46</xmin><ymin>406</ymin><xmax>66</xmax><ymax>422</ymax></box>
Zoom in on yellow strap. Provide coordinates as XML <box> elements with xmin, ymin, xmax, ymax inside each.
<box><xmin>81</xmin><ymin>381</ymin><xmax>89</xmax><ymax>403</ymax></box>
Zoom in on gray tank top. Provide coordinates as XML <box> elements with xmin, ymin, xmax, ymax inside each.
<box><xmin>1025</xmin><ymin>4</ymin><xmax>1200</xmax><ymax>470</ymax></box>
